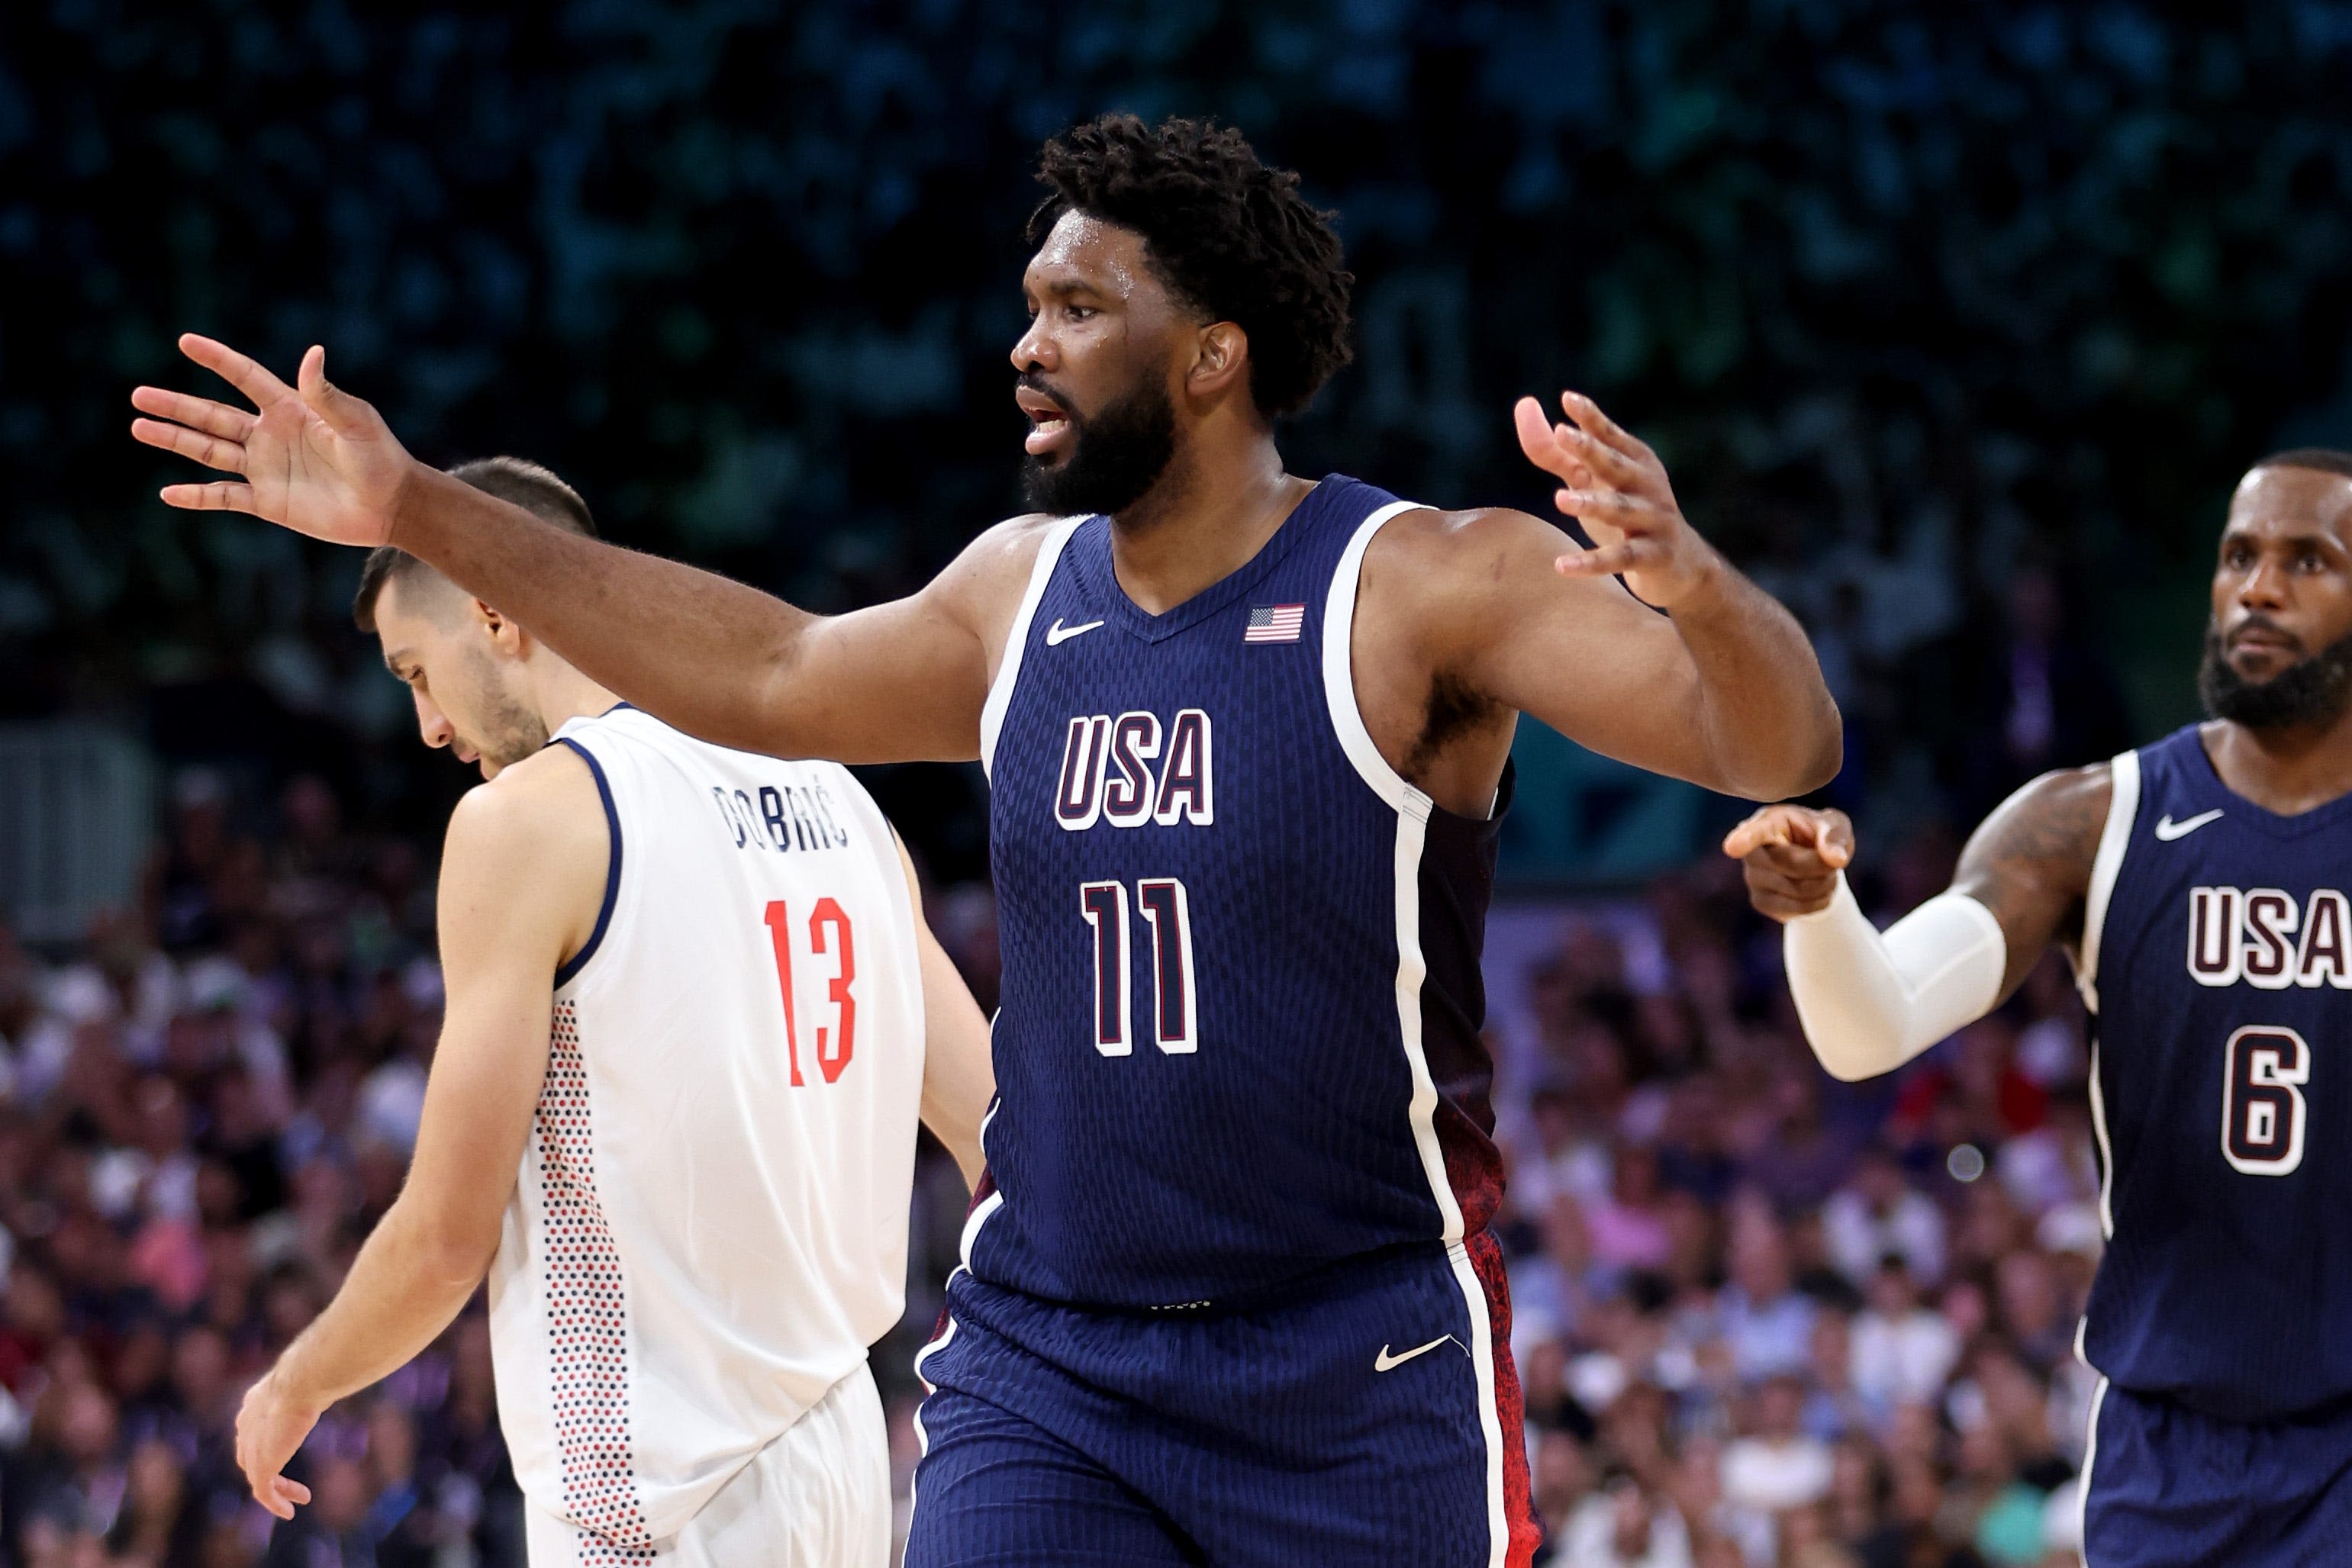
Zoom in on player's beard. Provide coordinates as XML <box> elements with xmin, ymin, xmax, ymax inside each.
<box><xmin>459</xmin><ymin>649</ymin><xmax>552</xmax><ymax>772</ymax></box>
<box><xmin>1019</xmin><ymin>373</ymin><xmax>1178</xmax><ymax>519</ymax></box>
<box><xmin>2199</xmin><ymin>623</ymin><xmax>2352</xmax><ymax>729</ymax></box>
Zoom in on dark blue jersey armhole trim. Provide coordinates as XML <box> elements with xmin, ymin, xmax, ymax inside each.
<box><xmin>553</xmin><ymin>736</ymin><xmax>622</xmax><ymax>990</ymax></box>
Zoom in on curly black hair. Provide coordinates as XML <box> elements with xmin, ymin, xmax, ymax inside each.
<box><xmin>1029</xmin><ymin>114</ymin><xmax>1353</xmax><ymax>420</ymax></box>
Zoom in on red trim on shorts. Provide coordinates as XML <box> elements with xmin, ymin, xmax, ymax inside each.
<box><xmin>1466</xmin><ymin>1228</ymin><xmax>1542</xmax><ymax>1566</ymax></box>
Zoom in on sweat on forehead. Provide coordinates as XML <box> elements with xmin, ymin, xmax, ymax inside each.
<box><xmin>2233</xmin><ymin>458</ymin><xmax>2352</xmax><ymax>533</ymax></box>
<box><xmin>1030</xmin><ymin>213</ymin><xmax>1174</xmax><ymax>307</ymax></box>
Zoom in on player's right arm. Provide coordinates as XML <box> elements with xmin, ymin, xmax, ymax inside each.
<box><xmin>1723</xmin><ymin>764</ymin><xmax>2111</xmax><ymax>1080</ymax></box>
<box><xmin>130</xmin><ymin>336</ymin><xmax>1044</xmax><ymax>764</ymax></box>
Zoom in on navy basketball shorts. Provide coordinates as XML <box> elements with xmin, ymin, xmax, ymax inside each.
<box><xmin>2083</xmin><ymin>1380</ymin><xmax>2352</xmax><ymax>1565</ymax></box>
<box><xmin>904</xmin><ymin>1235</ymin><xmax>1540</xmax><ymax>1568</ymax></box>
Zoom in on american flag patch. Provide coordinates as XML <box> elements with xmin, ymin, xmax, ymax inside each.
<box><xmin>1244</xmin><ymin>604</ymin><xmax>1306</xmax><ymax>643</ymax></box>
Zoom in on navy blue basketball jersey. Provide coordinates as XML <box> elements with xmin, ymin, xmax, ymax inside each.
<box><xmin>2078</xmin><ymin>723</ymin><xmax>2352</xmax><ymax>1422</ymax></box>
<box><xmin>971</xmin><ymin>475</ymin><xmax>1509</xmax><ymax>1312</ymax></box>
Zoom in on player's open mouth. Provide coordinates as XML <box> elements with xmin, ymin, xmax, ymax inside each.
<box><xmin>1024</xmin><ymin>414</ymin><xmax>1072</xmax><ymax>457</ymax></box>
<box><xmin>1017</xmin><ymin>388</ymin><xmax>1076</xmax><ymax>458</ymax></box>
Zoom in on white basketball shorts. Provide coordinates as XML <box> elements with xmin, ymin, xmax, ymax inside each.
<box><xmin>525</xmin><ymin>1362</ymin><xmax>889</xmax><ymax>1567</ymax></box>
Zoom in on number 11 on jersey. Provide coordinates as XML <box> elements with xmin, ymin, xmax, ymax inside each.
<box><xmin>1079</xmin><ymin>877</ymin><xmax>1198</xmax><ymax>1057</ymax></box>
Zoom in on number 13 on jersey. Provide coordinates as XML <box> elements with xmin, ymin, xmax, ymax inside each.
<box><xmin>1079</xmin><ymin>877</ymin><xmax>1198</xmax><ymax>1057</ymax></box>
<box><xmin>762</xmin><ymin>898</ymin><xmax>856</xmax><ymax>1086</ymax></box>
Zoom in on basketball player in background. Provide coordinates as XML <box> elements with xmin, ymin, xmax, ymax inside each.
<box><xmin>229</xmin><ymin>457</ymin><xmax>997</xmax><ymax>1566</ymax></box>
<box><xmin>1726</xmin><ymin>451</ymin><xmax>2352</xmax><ymax>1564</ymax></box>
<box><xmin>138</xmin><ymin>117</ymin><xmax>1839</xmax><ymax>1566</ymax></box>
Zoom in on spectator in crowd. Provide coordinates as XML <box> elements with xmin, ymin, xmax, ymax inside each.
<box><xmin>1555</xmin><ymin>1476</ymin><xmax>1695</xmax><ymax>1568</ymax></box>
<box><xmin>1716</xmin><ymin>1202</ymin><xmax>1817</xmax><ymax>1383</ymax></box>
<box><xmin>1851</xmin><ymin>1258</ymin><xmax>1961</xmax><ymax>1418</ymax></box>
<box><xmin>1719</xmin><ymin>1373</ymin><xmax>1833</xmax><ymax>1521</ymax></box>
<box><xmin>1824</xmin><ymin>1144</ymin><xmax>1947</xmax><ymax>1288</ymax></box>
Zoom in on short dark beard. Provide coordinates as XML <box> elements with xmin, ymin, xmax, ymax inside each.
<box><xmin>460</xmin><ymin>645</ymin><xmax>553</xmax><ymax>768</ymax></box>
<box><xmin>2199</xmin><ymin>624</ymin><xmax>2352</xmax><ymax>730</ymax></box>
<box><xmin>1020</xmin><ymin>374</ymin><xmax>1178</xmax><ymax>518</ymax></box>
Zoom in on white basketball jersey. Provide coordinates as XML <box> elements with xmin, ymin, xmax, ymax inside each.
<box><xmin>485</xmin><ymin>705</ymin><xmax>926</xmax><ymax>1546</ymax></box>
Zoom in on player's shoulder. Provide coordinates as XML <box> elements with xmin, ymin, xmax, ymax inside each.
<box><xmin>944</xmin><ymin>512</ymin><xmax>1067</xmax><ymax>588</ymax></box>
<box><xmin>923</xmin><ymin>511</ymin><xmax>1071</xmax><ymax>632</ymax></box>
<box><xmin>435</xmin><ymin>745</ymin><xmax>611</xmax><ymax>962</ymax></box>
<box><xmin>1967</xmin><ymin>758</ymin><xmax>2117</xmax><ymax>885</ymax></box>
<box><xmin>444</xmin><ymin>742</ymin><xmax>609</xmax><ymax>868</ymax></box>
<box><xmin>2004</xmin><ymin>758</ymin><xmax>2118</xmax><ymax>825</ymax></box>
<box><xmin>1366</xmin><ymin>502</ymin><xmax>1551</xmax><ymax>555</ymax></box>
<box><xmin>1356</xmin><ymin>503</ymin><xmax>1603</xmax><ymax>639</ymax></box>
<box><xmin>1361</xmin><ymin>502</ymin><xmax>1579</xmax><ymax>581</ymax></box>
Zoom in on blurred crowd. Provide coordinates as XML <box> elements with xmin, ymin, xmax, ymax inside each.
<box><xmin>1494</xmin><ymin>849</ymin><xmax>2100</xmax><ymax>1568</ymax></box>
<box><xmin>0</xmin><ymin>755</ymin><xmax>2102</xmax><ymax>1567</ymax></box>
<box><xmin>0</xmin><ymin>771</ymin><xmax>514</xmax><ymax>1566</ymax></box>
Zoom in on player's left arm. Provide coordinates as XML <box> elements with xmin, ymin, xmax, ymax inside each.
<box><xmin>1429</xmin><ymin>393</ymin><xmax>1841</xmax><ymax>801</ymax></box>
<box><xmin>893</xmin><ymin>832</ymin><xmax>995</xmax><ymax>1192</ymax></box>
<box><xmin>233</xmin><ymin>749</ymin><xmax>606</xmax><ymax>1519</ymax></box>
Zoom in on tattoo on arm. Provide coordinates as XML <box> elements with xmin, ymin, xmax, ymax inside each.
<box><xmin>1951</xmin><ymin>763</ymin><xmax>2113</xmax><ymax>1002</ymax></box>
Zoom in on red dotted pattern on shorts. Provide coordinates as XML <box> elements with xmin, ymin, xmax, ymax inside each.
<box><xmin>541</xmin><ymin>1003</ymin><xmax>656</xmax><ymax>1561</ymax></box>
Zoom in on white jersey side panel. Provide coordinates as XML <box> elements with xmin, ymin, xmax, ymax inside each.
<box><xmin>485</xmin><ymin>706</ymin><xmax>926</xmax><ymax>1546</ymax></box>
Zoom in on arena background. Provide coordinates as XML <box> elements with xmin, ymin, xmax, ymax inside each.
<box><xmin>3</xmin><ymin>2</ymin><xmax>2351</xmax><ymax>1563</ymax></box>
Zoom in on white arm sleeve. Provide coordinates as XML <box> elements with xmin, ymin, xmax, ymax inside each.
<box><xmin>1782</xmin><ymin>871</ymin><xmax>2008</xmax><ymax>1082</ymax></box>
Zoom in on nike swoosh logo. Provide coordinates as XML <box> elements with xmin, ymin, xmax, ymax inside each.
<box><xmin>2154</xmin><ymin>809</ymin><xmax>2225</xmax><ymax>842</ymax></box>
<box><xmin>1374</xmin><ymin>1335</ymin><xmax>1458</xmax><ymax>1373</ymax></box>
<box><xmin>1045</xmin><ymin>617</ymin><xmax>1104</xmax><ymax>646</ymax></box>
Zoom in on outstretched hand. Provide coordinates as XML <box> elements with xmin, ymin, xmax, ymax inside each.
<box><xmin>130</xmin><ymin>335</ymin><xmax>415</xmax><ymax>546</ymax></box>
<box><xmin>1722</xmin><ymin>804</ymin><xmax>1855</xmax><ymax>923</ymax></box>
<box><xmin>1513</xmin><ymin>391</ymin><xmax>1722</xmax><ymax>610</ymax></box>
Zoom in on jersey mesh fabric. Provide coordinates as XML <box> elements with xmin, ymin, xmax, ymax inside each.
<box><xmin>541</xmin><ymin>1001</ymin><xmax>654</xmax><ymax>1554</ymax></box>
<box><xmin>2082</xmin><ymin>722</ymin><xmax>2352</xmax><ymax>1421</ymax></box>
<box><xmin>976</xmin><ymin>475</ymin><xmax>1507</xmax><ymax>1309</ymax></box>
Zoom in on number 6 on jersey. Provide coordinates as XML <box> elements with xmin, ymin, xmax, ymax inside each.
<box><xmin>1079</xmin><ymin>877</ymin><xmax>1198</xmax><ymax>1058</ymax></box>
<box><xmin>2223</xmin><ymin>1023</ymin><xmax>2309</xmax><ymax>1176</ymax></box>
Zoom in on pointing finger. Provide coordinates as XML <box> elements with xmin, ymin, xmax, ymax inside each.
<box><xmin>179</xmin><ymin>333</ymin><xmax>292</xmax><ymax>407</ymax></box>
<box><xmin>1722</xmin><ymin>807</ymin><xmax>1803</xmax><ymax>858</ymax></box>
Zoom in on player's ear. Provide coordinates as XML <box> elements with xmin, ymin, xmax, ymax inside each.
<box><xmin>475</xmin><ymin>599</ymin><xmax>525</xmax><ymax>656</ymax></box>
<box><xmin>1188</xmin><ymin>320</ymin><xmax>1250</xmax><ymax>401</ymax></box>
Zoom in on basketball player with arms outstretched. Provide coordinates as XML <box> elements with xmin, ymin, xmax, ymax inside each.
<box><xmin>1727</xmin><ymin>451</ymin><xmax>2352</xmax><ymax>1565</ymax></box>
<box><xmin>227</xmin><ymin>458</ymin><xmax>996</xmax><ymax>1566</ymax></box>
<box><xmin>138</xmin><ymin>117</ymin><xmax>1838</xmax><ymax>1566</ymax></box>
